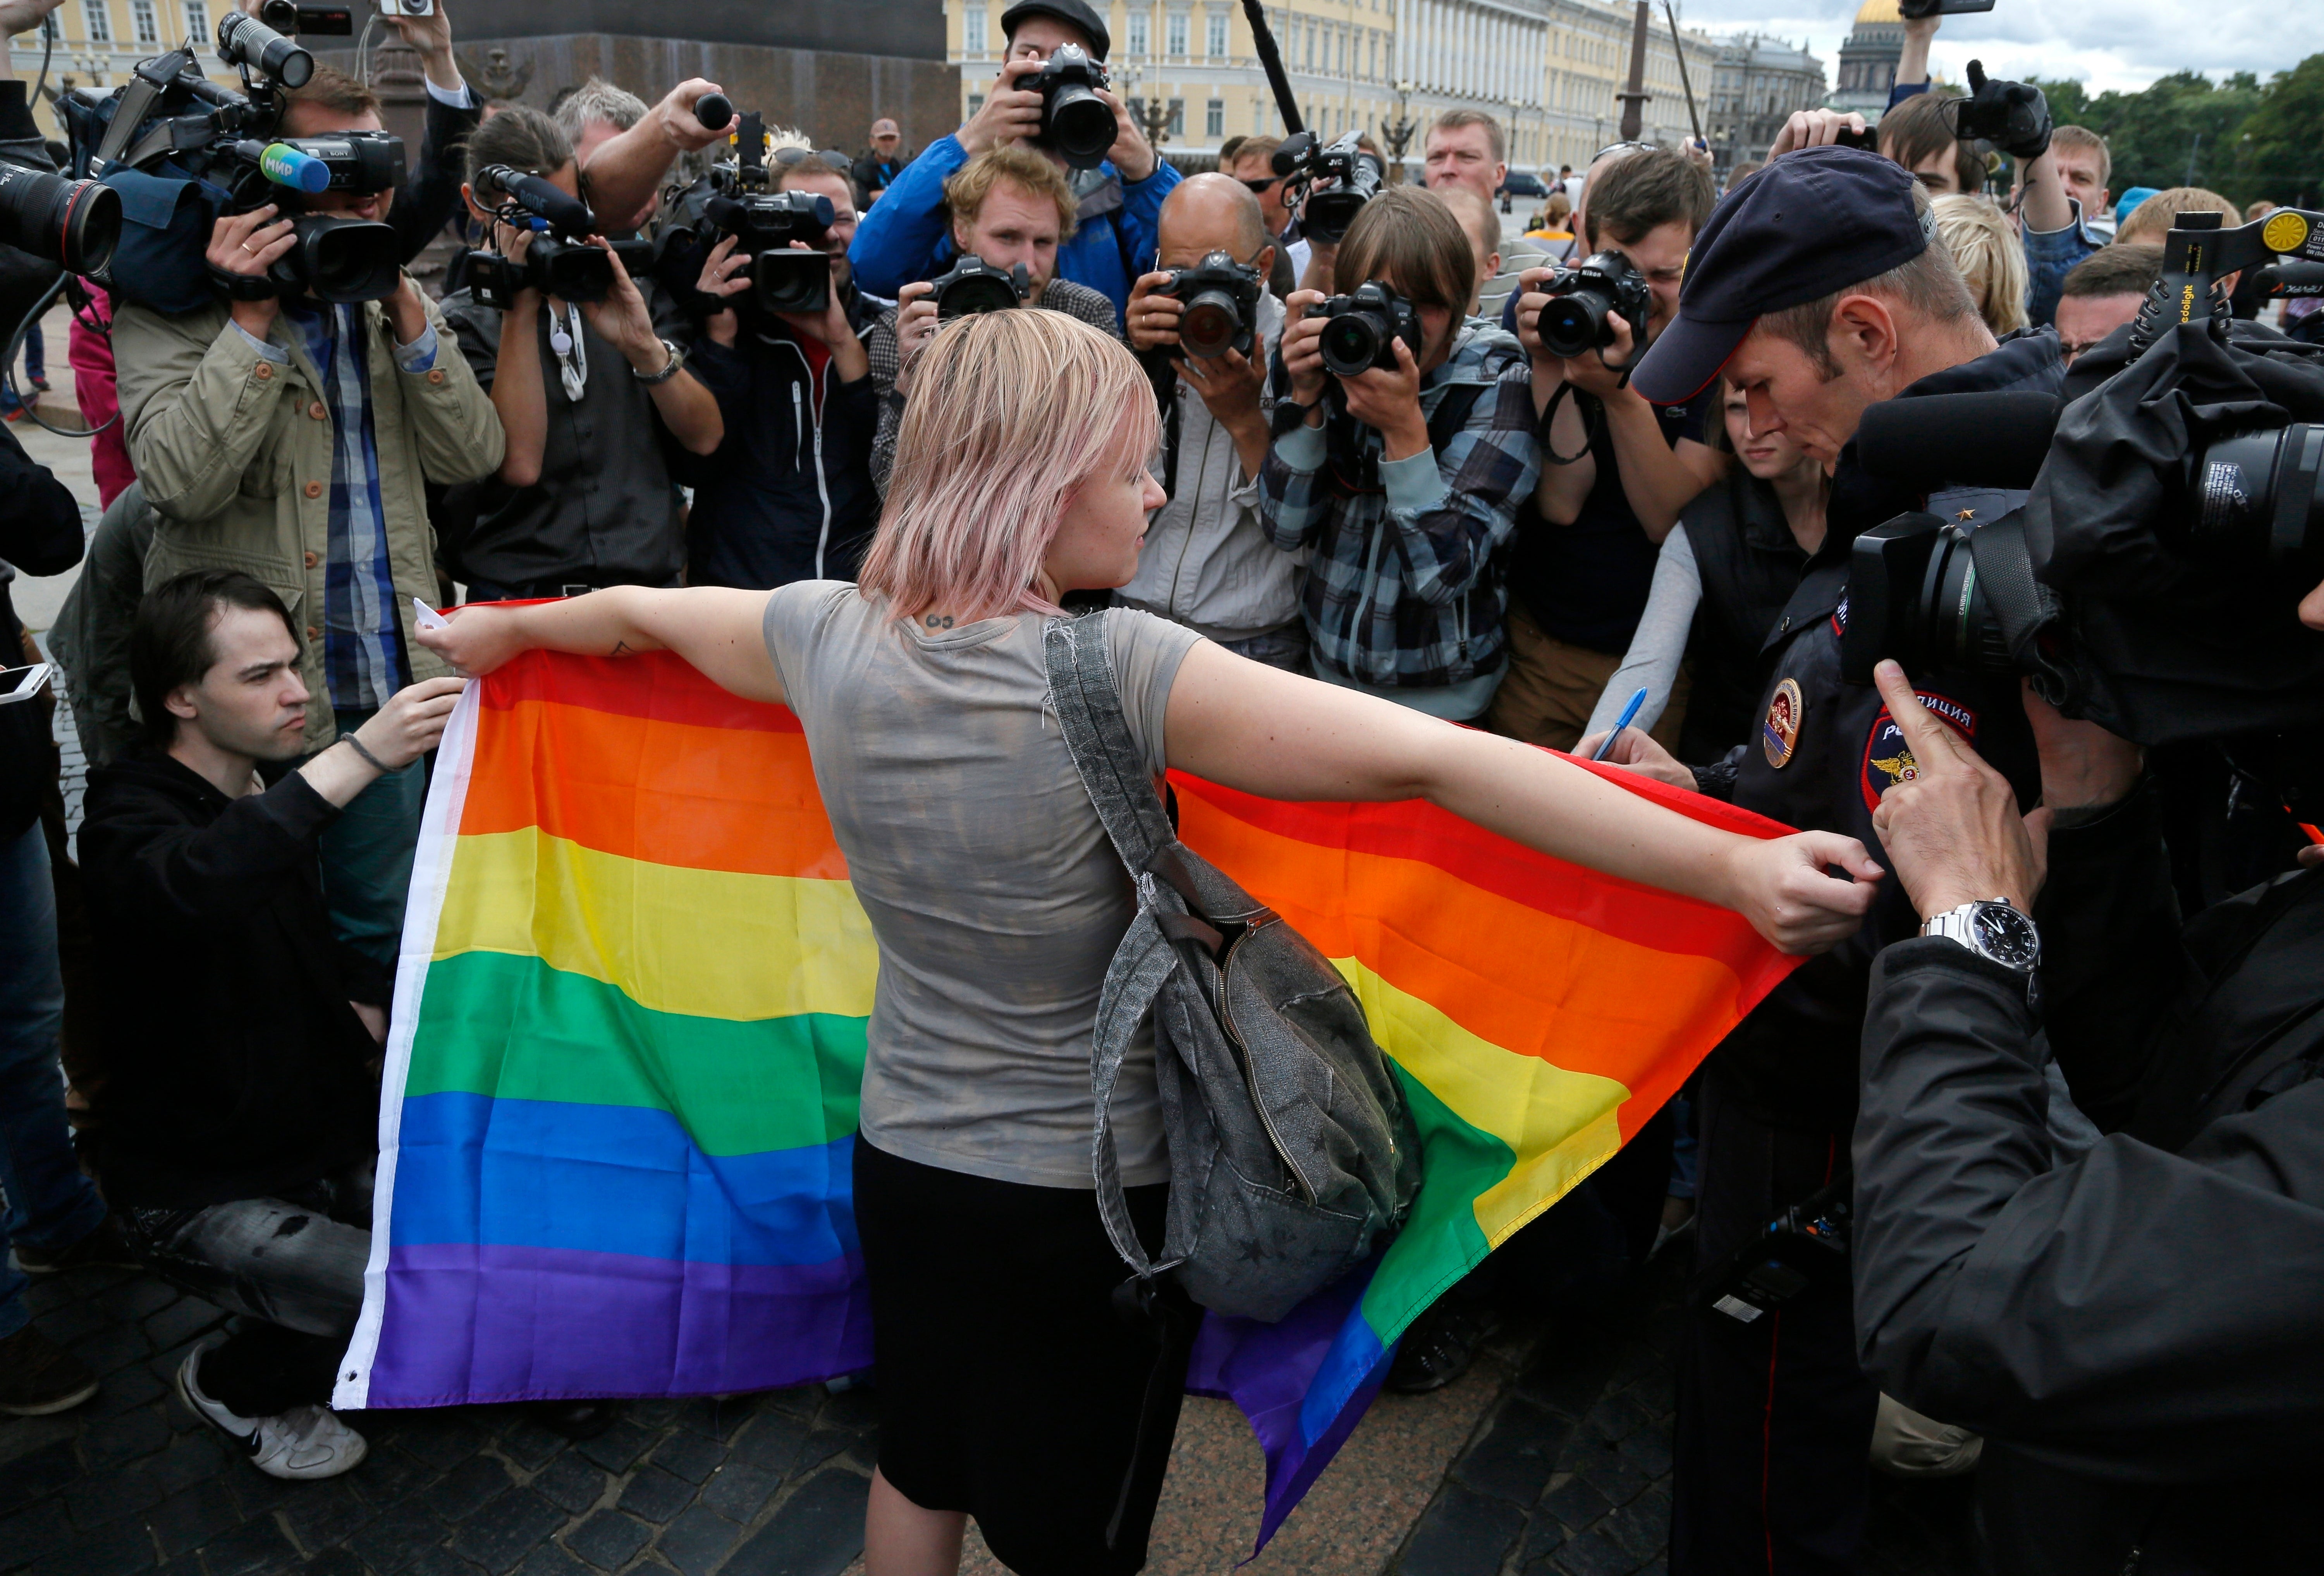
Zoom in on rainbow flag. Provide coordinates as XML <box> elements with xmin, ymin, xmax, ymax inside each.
<box><xmin>338</xmin><ymin>649</ymin><xmax>1800</xmax><ymax>1544</ymax></box>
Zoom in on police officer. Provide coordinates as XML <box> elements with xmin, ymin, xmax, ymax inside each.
<box><xmin>1850</xmin><ymin>644</ymin><xmax>2324</xmax><ymax>1576</ymax></box>
<box><xmin>1590</xmin><ymin>148</ymin><xmax>2064</xmax><ymax>1571</ymax></box>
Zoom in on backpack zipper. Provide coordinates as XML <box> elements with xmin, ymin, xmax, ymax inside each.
<box><xmin>1217</xmin><ymin>927</ymin><xmax>1317</xmax><ymax>1204</ymax></box>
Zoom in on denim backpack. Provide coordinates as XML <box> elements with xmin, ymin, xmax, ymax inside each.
<box><xmin>1043</xmin><ymin>615</ymin><xmax>1423</xmax><ymax>1323</ymax></box>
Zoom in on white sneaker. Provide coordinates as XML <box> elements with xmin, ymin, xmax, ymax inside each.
<box><xmin>176</xmin><ymin>1343</ymin><xmax>369</xmax><ymax>1480</ymax></box>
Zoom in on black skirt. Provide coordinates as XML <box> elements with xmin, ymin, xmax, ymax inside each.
<box><xmin>851</xmin><ymin>1139</ymin><xmax>1193</xmax><ymax>1576</ymax></box>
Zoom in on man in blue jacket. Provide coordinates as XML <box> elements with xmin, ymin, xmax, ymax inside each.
<box><xmin>849</xmin><ymin>0</ymin><xmax>1178</xmax><ymax>325</ymax></box>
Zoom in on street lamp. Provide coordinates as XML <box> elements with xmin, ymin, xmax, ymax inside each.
<box><xmin>1383</xmin><ymin>79</ymin><xmax>1417</xmax><ymax>178</ymax></box>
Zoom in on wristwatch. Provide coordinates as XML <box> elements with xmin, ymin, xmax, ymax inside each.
<box><xmin>633</xmin><ymin>338</ymin><xmax>686</xmax><ymax>385</ymax></box>
<box><xmin>1921</xmin><ymin>899</ymin><xmax>2041</xmax><ymax>975</ymax></box>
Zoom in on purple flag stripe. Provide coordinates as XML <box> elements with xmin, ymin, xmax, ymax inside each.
<box><xmin>365</xmin><ymin>1241</ymin><xmax>874</xmax><ymax>1406</ymax></box>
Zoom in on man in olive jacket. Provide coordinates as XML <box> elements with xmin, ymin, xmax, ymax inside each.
<box><xmin>112</xmin><ymin>67</ymin><xmax>503</xmax><ymax>968</ymax></box>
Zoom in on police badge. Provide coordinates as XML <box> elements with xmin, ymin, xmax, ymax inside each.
<box><xmin>1762</xmin><ymin>678</ymin><xmax>1803</xmax><ymax>769</ymax></box>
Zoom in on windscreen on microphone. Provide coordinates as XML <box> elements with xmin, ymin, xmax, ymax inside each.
<box><xmin>1855</xmin><ymin>391</ymin><xmax>2064</xmax><ymax>494</ymax></box>
<box><xmin>483</xmin><ymin>165</ymin><xmax>595</xmax><ymax>237</ymax></box>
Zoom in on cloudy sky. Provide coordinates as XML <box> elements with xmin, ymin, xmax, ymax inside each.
<box><xmin>1671</xmin><ymin>0</ymin><xmax>2291</xmax><ymax>96</ymax></box>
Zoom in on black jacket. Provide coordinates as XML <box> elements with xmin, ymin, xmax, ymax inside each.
<box><xmin>675</xmin><ymin>286</ymin><xmax>883</xmax><ymax>589</ymax></box>
<box><xmin>1702</xmin><ymin>331</ymin><xmax>2063</xmax><ymax>1132</ymax></box>
<box><xmin>1673</xmin><ymin>469</ymin><xmax>1811</xmax><ymax>764</ymax></box>
<box><xmin>0</xmin><ymin>420</ymin><xmax>88</xmax><ymax>839</ymax></box>
<box><xmin>1853</xmin><ymin>783</ymin><xmax>2324</xmax><ymax>1574</ymax></box>
<box><xmin>394</xmin><ymin>88</ymin><xmax>485</xmax><ymax>267</ymax></box>
<box><xmin>80</xmin><ymin>750</ymin><xmax>385</xmax><ymax>1210</ymax></box>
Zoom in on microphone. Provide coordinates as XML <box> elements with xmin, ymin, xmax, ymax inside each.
<box><xmin>479</xmin><ymin>164</ymin><xmax>595</xmax><ymax>237</ymax></box>
<box><xmin>247</xmin><ymin>141</ymin><xmax>329</xmax><ymax>194</ymax></box>
<box><xmin>694</xmin><ymin>92</ymin><xmax>735</xmax><ymax>132</ymax></box>
<box><xmin>1855</xmin><ymin>391</ymin><xmax>2064</xmax><ymax>494</ymax></box>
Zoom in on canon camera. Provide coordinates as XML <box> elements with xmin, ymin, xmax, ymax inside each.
<box><xmin>1314</xmin><ymin>281</ymin><xmax>1421</xmax><ymax>378</ymax></box>
<box><xmin>1158</xmin><ymin>251</ymin><xmax>1263</xmax><ymax>358</ymax></box>
<box><xmin>1030</xmin><ymin>44</ymin><xmax>1116</xmax><ymax>171</ymax></box>
<box><xmin>930</xmin><ymin>253</ymin><xmax>1030</xmax><ymax>320</ymax></box>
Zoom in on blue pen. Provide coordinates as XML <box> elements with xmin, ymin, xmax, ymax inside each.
<box><xmin>1593</xmin><ymin>687</ymin><xmax>1650</xmax><ymax>761</ymax></box>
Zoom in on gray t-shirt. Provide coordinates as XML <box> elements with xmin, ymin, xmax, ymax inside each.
<box><xmin>762</xmin><ymin>583</ymin><xmax>1204</xmax><ymax>1188</ymax></box>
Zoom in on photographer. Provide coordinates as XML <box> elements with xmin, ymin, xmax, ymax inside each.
<box><xmin>1117</xmin><ymin>174</ymin><xmax>1302</xmax><ymax>668</ymax></box>
<box><xmin>1491</xmin><ymin>147</ymin><xmax>1717</xmax><ymax>750</ymax></box>
<box><xmin>1422</xmin><ymin>111</ymin><xmax>1549</xmax><ymax>321</ymax></box>
<box><xmin>848</xmin><ymin>0</ymin><xmax>1179</xmax><ymax>324</ymax></box>
<box><xmin>1601</xmin><ymin>147</ymin><xmax>2063</xmax><ymax>1571</ymax></box>
<box><xmin>682</xmin><ymin>150</ymin><xmax>885</xmax><ymax>589</ymax></box>
<box><xmin>868</xmin><ymin>145</ymin><xmax>1119</xmax><ymax>496</ymax></box>
<box><xmin>1262</xmin><ymin>185</ymin><xmax>1538</xmax><ymax>720</ymax></box>
<box><xmin>1854</xmin><ymin>646</ymin><xmax>2324</xmax><ymax>1574</ymax></box>
<box><xmin>113</xmin><ymin>66</ymin><xmax>503</xmax><ymax>970</ymax></box>
<box><xmin>437</xmin><ymin>108</ymin><xmax>721</xmax><ymax>601</ymax></box>
<box><xmin>1224</xmin><ymin>134</ymin><xmax>1306</xmax><ymax>297</ymax></box>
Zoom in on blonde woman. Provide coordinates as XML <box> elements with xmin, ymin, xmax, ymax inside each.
<box><xmin>1932</xmin><ymin>194</ymin><xmax>2030</xmax><ymax>338</ymax></box>
<box><xmin>418</xmin><ymin>311</ymin><xmax>1881</xmax><ymax>1576</ymax></box>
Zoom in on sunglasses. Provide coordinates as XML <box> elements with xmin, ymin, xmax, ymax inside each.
<box><xmin>773</xmin><ymin>146</ymin><xmax>854</xmax><ymax>170</ymax></box>
<box><xmin>1238</xmin><ymin>175</ymin><xmax>1282</xmax><ymax>194</ymax></box>
<box><xmin>1591</xmin><ymin>140</ymin><xmax>1657</xmax><ymax>164</ymax></box>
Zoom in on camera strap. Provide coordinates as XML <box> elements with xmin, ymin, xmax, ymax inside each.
<box><xmin>1536</xmin><ymin>380</ymin><xmax>1604</xmax><ymax>467</ymax></box>
<box><xmin>207</xmin><ymin>261</ymin><xmax>278</xmax><ymax>302</ymax></box>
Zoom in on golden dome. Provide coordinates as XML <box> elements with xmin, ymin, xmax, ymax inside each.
<box><xmin>1853</xmin><ymin>0</ymin><xmax>1902</xmax><ymax>21</ymax></box>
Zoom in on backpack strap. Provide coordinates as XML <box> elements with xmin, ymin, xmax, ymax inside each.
<box><xmin>1043</xmin><ymin>613</ymin><xmax>1193</xmax><ymax>1282</ymax></box>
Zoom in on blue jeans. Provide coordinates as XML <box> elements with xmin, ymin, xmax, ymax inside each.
<box><xmin>0</xmin><ymin>822</ymin><xmax>104</xmax><ymax>1339</ymax></box>
<box><xmin>314</xmin><ymin>710</ymin><xmax>426</xmax><ymax>973</ymax></box>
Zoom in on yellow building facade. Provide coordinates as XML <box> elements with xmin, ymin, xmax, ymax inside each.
<box><xmin>945</xmin><ymin>0</ymin><xmax>1715</xmax><ymax>174</ymax></box>
<box><xmin>13</xmin><ymin>0</ymin><xmax>248</xmax><ymax>142</ymax></box>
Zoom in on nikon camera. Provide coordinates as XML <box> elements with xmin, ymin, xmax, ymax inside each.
<box><xmin>1158</xmin><ymin>251</ymin><xmax>1262</xmax><ymax>358</ymax></box>
<box><xmin>1530</xmin><ymin>251</ymin><xmax>1651</xmax><ymax>360</ymax></box>
<box><xmin>1313</xmin><ymin>281</ymin><xmax>1421</xmax><ymax>378</ymax></box>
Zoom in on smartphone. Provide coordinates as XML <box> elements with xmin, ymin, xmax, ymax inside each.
<box><xmin>0</xmin><ymin>663</ymin><xmax>52</xmax><ymax>706</ymax></box>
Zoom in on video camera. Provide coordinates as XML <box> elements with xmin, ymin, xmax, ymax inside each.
<box><xmin>1837</xmin><ymin>204</ymin><xmax>2324</xmax><ymax>748</ymax></box>
<box><xmin>1313</xmin><ymin>280</ymin><xmax>1420</xmax><ymax>377</ymax></box>
<box><xmin>59</xmin><ymin>10</ymin><xmax>408</xmax><ymax>308</ymax></box>
<box><xmin>1269</xmin><ymin>130</ymin><xmax>1382</xmax><ymax>244</ymax></box>
<box><xmin>1158</xmin><ymin>250</ymin><xmax>1263</xmax><ymax>358</ymax></box>
<box><xmin>1529</xmin><ymin>250</ymin><xmax>1651</xmax><ymax>360</ymax></box>
<box><xmin>1029</xmin><ymin>44</ymin><xmax>1116</xmax><ymax>171</ymax></box>
<box><xmin>654</xmin><ymin>107</ymin><xmax>840</xmax><ymax>319</ymax></box>
<box><xmin>466</xmin><ymin>163</ymin><xmax>653</xmax><ymax>311</ymax></box>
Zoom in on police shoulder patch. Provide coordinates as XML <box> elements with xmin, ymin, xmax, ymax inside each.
<box><xmin>1862</xmin><ymin>691</ymin><xmax>1977</xmax><ymax>811</ymax></box>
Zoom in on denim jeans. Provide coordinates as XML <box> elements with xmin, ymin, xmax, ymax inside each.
<box><xmin>313</xmin><ymin>709</ymin><xmax>426</xmax><ymax>974</ymax></box>
<box><xmin>0</xmin><ymin>821</ymin><xmax>105</xmax><ymax>1340</ymax></box>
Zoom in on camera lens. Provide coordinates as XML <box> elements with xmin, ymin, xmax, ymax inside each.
<box><xmin>756</xmin><ymin>250</ymin><xmax>830</xmax><ymax>316</ymax></box>
<box><xmin>1178</xmin><ymin>288</ymin><xmax>1241</xmax><ymax>358</ymax></box>
<box><xmin>535</xmin><ymin>238</ymin><xmax>615</xmax><ymax>304</ymax></box>
<box><xmin>1306</xmin><ymin>189</ymin><xmax>1366</xmax><ymax>243</ymax></box>
<box><xmin>1319</xmin><ymin>312</ymin><xmax>1383</xmax><ymax>379</ymax></box>
<box><xmin>936</xmin><ymin>271</ymin><xmax>1022</xmax><ymax>320</ymax></box>
<box><xmin>2193</xmin><ymin>425</ymin><xmax>2324</xmax><ymax>573</ymax></box>
<box><xmin>1537</xmin><ymin>293</ymin><xmax>1608</xmax><ymax>360</ymax></box>
<box><xmin>1919</xmin><ymin>527</ymin><xmax>2013</xmax><ymax>676</ymax></box>
<box><xmin>0</xmin><ymin>165</ymin><xmax>120</xmax><ymax>276</ymax></box>
<box><xmin>1046</xmin><ymin>86</ymin><xmax>1115</xmax><ymax>170</ymax></box>
<box><xmin>285</xmin><ymin>215</ymin><xmax>400</xmax><ymax>303</ymax></box>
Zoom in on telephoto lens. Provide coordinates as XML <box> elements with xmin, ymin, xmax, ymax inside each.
<box><xmin>1035</xmin><ymin>45</ymin><xmax>1116</xmax><ymax>171</ymax></box>
<box><xmin>217</xmin><ymin>11</ymin><xmax>314</xmax><ymax>89</ymax></box>
<box><xmin>2190</xmin><ymin>425</ymin><xmax>2324</xmax><ymax>574</ymax></box>
<box><xmin>0</xmin><ymin>163</ymin><xmax>121</xmax><ymax>276</ymax></box>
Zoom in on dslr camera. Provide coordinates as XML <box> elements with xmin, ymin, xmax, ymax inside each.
<box><xmin>466</xmin><ymin>164</ymin><xmax>646</xmax><ymax>311</ymax></box>
<box><xmin>929</xmin><ymin>253</ymin><xmax>1030</xmax><ymax>320</ymax></box>
<box><xmin>1157</xmin><ymin>251</ymin><xmax>1262</xmax><ymax>358</ymax></box>
<box><xmin>653</xmin><ymin>110</ymin><xmax>839</xmax><ymax>319</ymax></box>
<box><xmin>1270</xmin><ymin>130</ymin><xmax>1381</xmax><ymax>243</ymax></box>
<box><xmin>1313</xmin><ymin>281</ymin><xmax>1421</xmax><ymax>378</ymax></box>
<box><xmin>1839</xmin><ymin>203</ymin><xmax>2324</xmax><ymax>748</ymax></box>
<box><xmin>1530</xmin><ymin>251</ymin><xmax>1651</xmax><ymax>360</ymax></box>
<box><xmin>1029</xmin><ymin>44</ymin><xmax>1116</xmax><ymax>171</ymax></box>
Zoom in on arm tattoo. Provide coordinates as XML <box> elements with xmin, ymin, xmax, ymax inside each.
<box><xmin>611</xmin><ymin>640</ymin><xmax>634</xmax><ymax>657</ymax></box>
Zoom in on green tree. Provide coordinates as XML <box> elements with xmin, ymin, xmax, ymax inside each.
<box><xmin>2028</xmin><ymin>76</ymin><xmax>2093</xmax><ymax>128</ymax></box>
<box><xmin>2236</xmin><ymin>54</ymin><xmax>2324</xmax><ymax>206</ymax></box>
<box><xmin>2082</xmin><ymin>70</ymin><xmax>2266</xmax><ymax>201</ymax></box>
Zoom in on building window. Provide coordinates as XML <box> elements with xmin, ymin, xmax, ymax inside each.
<box><xmin>1167</xmin><ymin>98</ymin><xmax>1184</xmax><ymax>136</ymax></box>
<box><xmin>82</xmin><ymin>0</ymin><xmax>111</xmax><ymax>43</ymax></box>
<box><xmin>1207</xmin><ymin>10</ymin><xmax>1227</xmax><ymax>57</ymax></box>
<box><xmin>181</xmin><ymin>0</ymin><xmax>203</xmax><ymax>43</ymax></box>
<box><xmin>1128</xmin><ymin>9</ymin><xmax>1148</xmax><ymax>55</ymax></box>
<box><xmin>132</xmin><ymin>0</ymin><xmax>155</xmax><ymax>42</ymax></box>
<box><xmin>1206</xmin><ymin>98</ymin><xmax>1223</xmax><ymax>137</ymax></box>
<box><xmin>968</xmin><ymin>92</ymin><xmax>986</xmax><ymax>116</ymax></box>
<box><xmin>963</xmin><ymin>4</ymin><xmax>985</xmax><ymax>53</ymax></box>
<box><xmin>1166</xmin><ymin>11</ymin><xmax>1187</xmax><ymax>57</ymax></box>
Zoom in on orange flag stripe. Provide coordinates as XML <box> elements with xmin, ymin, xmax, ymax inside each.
<box><xmin>459</xmin><ymin>698</ymin><xmax>849</xmax><ymax>881</ymax></box>
<box><xmin>1178</xmin><ymin>787</ymin><xmax>1756</xmax><ymax>1088</ymax></box>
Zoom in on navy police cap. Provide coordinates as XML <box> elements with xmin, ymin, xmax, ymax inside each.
<box><xmin>1631</xmin><ymin>146</ymin><xmax>1934</xmax><ymax>405</ymax></box>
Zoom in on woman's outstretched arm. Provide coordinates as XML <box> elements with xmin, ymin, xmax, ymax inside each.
<box><xmin>413</xmin><ymin>586</ymin><xmax>785</xmax><ymax>705</ymax></box>
<box><xmin>1163</xmin><ymin>640</ymin><xmax>1882</xmax><ymax>955</ymax></box>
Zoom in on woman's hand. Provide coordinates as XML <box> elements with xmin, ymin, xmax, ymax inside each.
<box><xmin>1724</xmin><ymin>829</ymin><xmax>1884</xmax><ymax>956</ymax></box>
<box><xmin>415</xmin><ymin>603</ymin><xmax>531</xmax><ymax>678</ymax></box>
<box><xmin>1575</xmin><ymin>726</ymin><xmax>1693</xmax><ymax>791</ymax></box>
<box><xmin>1280</xmin><ymin>288</ymin><xmax>1329</xmax><ymax>414</ymax></box>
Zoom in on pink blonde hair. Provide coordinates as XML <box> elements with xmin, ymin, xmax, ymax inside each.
<box><xmin>859</xmin><ymin>309</ymin><xmax>1157</xmax><ymax>621</ymax></box>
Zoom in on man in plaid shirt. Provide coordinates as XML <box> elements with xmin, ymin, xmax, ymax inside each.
<box><xmin>1261</xmin><ymin>187</ymin><xmax>1539</xmax><ymax>722</ymax></box>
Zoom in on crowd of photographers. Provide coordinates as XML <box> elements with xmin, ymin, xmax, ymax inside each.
<box><xmin>0</xmin><ymin>0</ymin><xmax>2318</xmax><ymax>1569</ymax></box>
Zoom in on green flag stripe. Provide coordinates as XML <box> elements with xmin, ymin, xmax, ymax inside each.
<box><xmin>1358</xmin><ymin>1068</ymin><xmax>1512</xmax><ymax>1341</ymax></box>
<box><xmin>407</xmin><ymin>951</ymin><xmax>867</xmax><ymax>1156</ymax></box>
